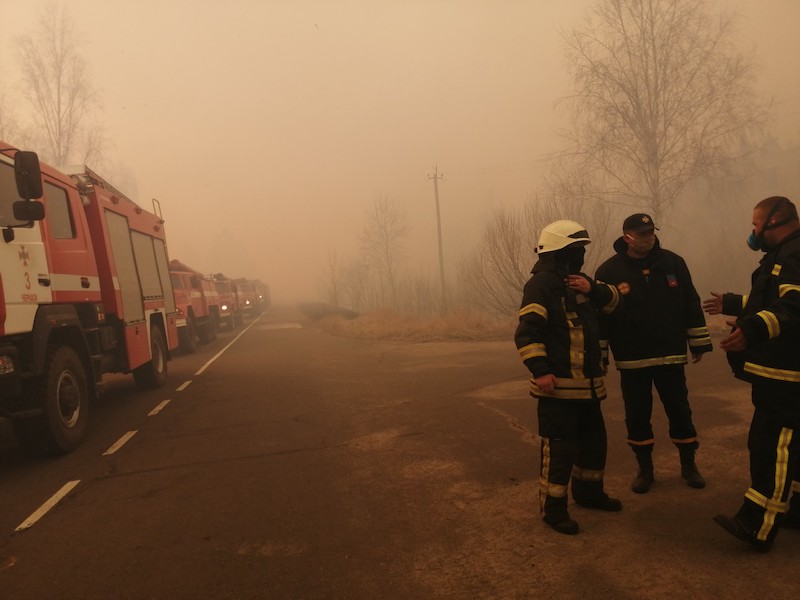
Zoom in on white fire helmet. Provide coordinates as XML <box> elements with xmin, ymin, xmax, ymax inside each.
<box><xmin>536</xmin><ymin>220</ymin><xmax>591</xmax><ymax>254</ymax></box>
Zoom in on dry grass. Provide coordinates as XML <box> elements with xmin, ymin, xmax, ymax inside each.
<box><xmin>313</xmin><ymin>307</ymin><xmax>730</xmax><ymax>343</ymax></box>
<box><xmin>315</xmin><ymin>308</ymin><xmax>516</xmax><ymax>342</ymax></box>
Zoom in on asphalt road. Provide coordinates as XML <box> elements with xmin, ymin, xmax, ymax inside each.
<box><xmin>0</xmin><ymin>306</ymin><xmax>797</xmax><ymax>599</ymax></box>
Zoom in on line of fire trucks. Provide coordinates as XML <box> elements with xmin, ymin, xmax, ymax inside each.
<box><xmin>0</xmin><ymin>142</ymin><xmax>270</xmax><ymax>456</ymax></box>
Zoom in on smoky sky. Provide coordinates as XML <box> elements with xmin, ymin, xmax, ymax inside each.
<box><xmin>2</xmin><ymin>0</ymin><xmax>799</xmax><ymax>303</ymax></box>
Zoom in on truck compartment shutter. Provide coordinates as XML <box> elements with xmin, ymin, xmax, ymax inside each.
<box><xmin>153</xmin><ymin>239</ymin><xmax>176</xmax><ymax>313</ymax></box>
<box><xmin>105</xmin><ymin>210</ymin><xmax>144</xmax><ymax>323</ymax></box>
<box><xmin>131</xmin><ymin>230</ymin><xmax>163</xmax><ymax>300</ymax></box>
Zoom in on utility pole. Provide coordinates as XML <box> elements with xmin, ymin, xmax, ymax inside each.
<box><xmin>427</xmin><ymin>165</ymin><xmax>447</xmax><ymax>310</ymax></box>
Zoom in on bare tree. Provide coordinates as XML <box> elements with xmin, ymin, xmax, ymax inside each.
<box><xmin>560</xmin><ymin>0</ymin><xmax>767</xmax><ymax>221</ymax></box>
<box><xmin>320</xmin><ymin>249</ymin><xmax>343</xmax><ymax>306</ymax></box>
<box><xmin>15</xmin><ymin>1</ymin><xmax>103</xmax><ymax>166</ymax></box>
<box><xmin>0</xmin><ymin>89</ymin><xmax>20</xmax><ymax>143</ymax></box>
<box><xmin>359</xmin><ymin>194</ymin><xmax>409</xmax><ymax>308</ymax></box>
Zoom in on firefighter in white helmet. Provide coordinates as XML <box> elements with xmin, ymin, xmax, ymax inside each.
<box><xmin>515</xmin><ymin>220</ymin><xmax>622</xmax><ymax>535</ymax></box>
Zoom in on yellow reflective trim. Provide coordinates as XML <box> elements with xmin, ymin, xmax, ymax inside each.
<box><xmin>597</xmin><ymin>281</ymin><xmax>619</xmax><ymax>314</ymax></box>
<box><xmin>519</xmin><ymin>343</ymin><xmax>547</xmax><ymax>361</ymax></box>
<box><xmin>530</xmin><ymin>377</ymin><xmax>607</xmax><ymax>400</ymax></box>
<box><xmin>745</xmin><ymin>488</ymin><xmax>787</xmax><ymax>513</ymax></box>
<box><xmin>563</xmin><ymin>297</ymin><xmax>585</xmax><ymax>379</ymax></box>
<box><xmin>540</xmin><ymin>477</ymin><xmax>568</xmax><ymax>498</ymax></box>
<box><xmin>742</xmin><ymin>295</ymin><xmax>748</xmax><ymax>309</ymax></box>
<box><xmin>519</xmin><ymin>303</ymin><xmax>547</xmax><ymax>319</ymax></box>
<box><xmin>754</xmin><ymin>428</ymin><xmax>792</xmax><ymax>542</ymax></box>
<box><xmin>615</xmin><ymin>355</ymin><xmax>687</xmax><ymax>369</ymax></box>
<box><xmin>687</xmin><ymin>326</ymin><xmax>709</xmax><ymax>336</ymax></box>
<box><xmin>756</xmin><ymin>310</ymin><xmax>780</xmax><ymax>339</ymax></box>
<box><xmin>772</xmin><ymin>264</ymin><xmax>782</xmax><ymax>276</ymax></box>
<box><xmin>572</xmin><ymin>467</ymin><xmax>604</xmax><ymax>481</ymax></box>
<box><xmin>779</xmin><ymin>284</ymin><xmax>800</xmax><ymax>297</ymax></box>
<box><xmin>540</xmin><ymin>438</ymin><xmax>567</xmax><ymax>501</ymax></box>
<box><xmin>743</xmin><ymin>362</ymin><xmax>800</xmax><ymax>383</ymax></box>
<box><xmin>671</xmin><ymin>436</ymin><xmax>698</xmax><ymax>444</ymax></box>
<box><xmin>628</xmin><ymin>438</ymin><xmax>655</xmax><ymax>446</ymax></box>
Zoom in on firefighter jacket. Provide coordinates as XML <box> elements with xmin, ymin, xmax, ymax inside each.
<box><xmin>720</xmin><ymin>229</ymin><xmax>800</xmax><ymax>386</ymax></box>
<box><xmin>595</xmin><ymin>238</ymin><xmax>712</xmax><ymax>370</ymax></box>
<box><xmin>515</xmin><ymin>253</ymin><xmax>620</xmax><ymax>401</ymax></box>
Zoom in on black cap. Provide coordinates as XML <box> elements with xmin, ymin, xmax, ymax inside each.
<box><xmin>623</xmin><ymin>213</ymin><xmax>658</xmax><ymax>233</ymax></box>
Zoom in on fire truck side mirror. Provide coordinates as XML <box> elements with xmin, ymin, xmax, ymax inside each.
<box><xmin>14</xmin><ymin>151</ymin><xmax>43</xmax><ymax>200</ymax></box>
<box><xmin>13</xmin><ymin>200</ymin><xmax>45</xmax><ymax>222</ymax></box>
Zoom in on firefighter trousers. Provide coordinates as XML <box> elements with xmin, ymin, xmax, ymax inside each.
<box><xmin>537</xmin><ymin>397</ymin><xmax>608</xmax><ymax>520</ymax></box>
<box><xmin>734</xmin><ymin>384</ymin><xmax>800</xmax><ymax>545</ymax></box>
<box><xmin>620</xmin><ymin>365</ymin><xmax>698</xmax><ymax>451</ymax></box>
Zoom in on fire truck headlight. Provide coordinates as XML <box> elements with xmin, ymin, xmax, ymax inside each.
<box><xmin>245</xmin><ymin>300</ymin><xmax>251</xmax><ymax>305</ymax></box>
<box><xmin>221</xmin><ymin>304</ymin><xmax>228</xmax><ymax>311</ymax></box>
<box><xmin>0</xmin><ymin>355</ymin><xmax>15</xmax><ymax>375</ymax></box>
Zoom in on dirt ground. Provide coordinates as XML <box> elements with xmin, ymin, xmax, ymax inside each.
<box><xmin>439</xmin><ymin>332</ymin><xmax>798</xmax><ymax>599</ymax></box>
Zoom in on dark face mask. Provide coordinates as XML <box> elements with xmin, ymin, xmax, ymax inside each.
<box><xmin>563</xmin><ymin>246</ymin><xmax>586</xmax><ymax>274</ymax></box>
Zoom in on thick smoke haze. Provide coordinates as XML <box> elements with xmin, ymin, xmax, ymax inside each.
<box><xmin>2</xmin><ymin>0</ymin><xmax>799</xmax><ymax>304</ymax></box>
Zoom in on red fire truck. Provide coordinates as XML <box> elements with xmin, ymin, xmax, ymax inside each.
<box><xmin>252</xmin><ymin>279</ymin><xmax>271</xmax><ymax>313</ymax></box>
<box><xmin>169</xmin><ymin>259</ymin><xmax>221</xmax><ymax>353</ymax></box>
<box><xmin>0</xmin><ymin>143</ymin><xmax>178</xmax><ymax>454</ymax></box>
<box><xmin>212</xmin><ymin>273</ymin><xmax>243</xmax><ymax>330</ymax></box>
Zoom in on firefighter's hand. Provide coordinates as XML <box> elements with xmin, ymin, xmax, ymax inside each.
<box><xmin>535</xmin><ymin>374</ymin><xmax>557</xmax><ymax>394</ymax></box>
<box><xmin>566</xmin><ymin>274</ymin><xmax>591</xmax><ymax>294</ymax></box>
<box><xmin>691</xmin><ymin>353</ymin><xmax>703</xmax><ymax>364</ymax></box>
<box><xmin>720</xmin><ymin>320</ymin><xmax>747</xmax><ymax>351</ymax></box>
<box><xmin>703</xmin><ymin>292</ymin><xmax>723</xmax><ymax>315</ymax></box>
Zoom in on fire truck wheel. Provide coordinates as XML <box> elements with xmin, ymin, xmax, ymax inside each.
<box><xmin>179</xmin><ymin>317</ymin><xmax>198</xmax><ymax>354</ymax></box>
<box><xmin>12</xmin><ymin>345</ymin><xmax>90</xmax><ymax>456</ymax></box>
<box><xmin>209</xmin><ymin>313</ymin><xmax>218</xmax><ymax>341</ymax></box>
<box><xmin>133</xmin><ymin>326</ymin><xmax>168</xmax><ymax>389</ymax></box>
<box><xmin>198</xmin><ymin>315</ymin><xmax>218</xmax><ymax>344</ymax></box>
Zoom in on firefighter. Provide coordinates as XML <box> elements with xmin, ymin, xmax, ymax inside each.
<box><xmin>515</xmin><ymin>220</ymin><xmax>622</xmax><ymax>535</ymax></box>
<box><xmin>703</xmin><ymin>196</ymin><xmax>800</xmax><ymax>552</ymax></box>
<box><xmin>595</xmin><ymin>214</ymin><xmax>712</xmax><ymax>494</ymax></box>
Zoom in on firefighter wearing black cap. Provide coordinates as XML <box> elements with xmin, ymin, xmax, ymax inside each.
<box><xmin>595</xmin><ymin>213</ymin><xmax>712</xmax><ymax>494</ymax></box>
<box><xmin>703</xmin><ymin>196</ymin><xmax>800</xmax><ymax>552</ymax></box>
<box><xmin>515</xmin><ymin>220</ymin><xmax>622</xmax><ymax>535</ymax></box>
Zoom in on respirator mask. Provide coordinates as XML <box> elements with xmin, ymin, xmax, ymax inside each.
<box><xmin>563</xmin><ymin>245</ymin><xmax>586</xmax><ymax>273</ymax></box>
<box><xmin>747</xmin><ymin>198</ymin><xmax>791</xmax><ymax>252</ymax></box>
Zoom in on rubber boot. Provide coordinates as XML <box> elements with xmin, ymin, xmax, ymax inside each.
<box><xmin>572</xmin><ymin>479</ymin><xmax>622</xmax><ymax>512</ymax></box>
<box><xmin>678</xmin><ymin>446</ymin><xmax>706</xmax><ymax>489</ymax></box>
<box><xmin>631</xmin><ymin>448</ymin><xmax>655</xmax><ymax>494</ymax></box>
<box><xmin>541</xmin><ymin>494</ymin><xmax>579</xmax><ymax>535</ymax></box>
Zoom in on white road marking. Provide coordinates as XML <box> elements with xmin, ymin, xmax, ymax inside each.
<box><xmin>148</xmin><ymin>399</ymin><xmax>171</xmax><ymax>416</ymax></box>
<box><xmin>195</xmin><ymin>314</ymin><xmax>263</xmax><ymax>376</ymax></box>
<box><xmin>176</xmin><ymin>380</ymin><xmax>192</xmax><ymax>392</ymax></box>
<box><xmin>102</xmin><ymin>430</ymin><xmax>138</xmax><ymax>456</ymax></box>
<box><xmin>15</xmin><ymin>480</ymin><xmax>81</xmax><ymax>532</ymax></box>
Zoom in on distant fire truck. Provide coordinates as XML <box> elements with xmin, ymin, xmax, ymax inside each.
<box><xmin>0</xmin><ymin>143</ymin><xmax>178</xmax><ymax>454</ymax></box>
<box><xmin>212</xmin><ymin>273</ymin><xmax>243</xmax><ymax>330</ymax></box>
<box><xmin>169</xmin><ymin>259</ymin><xmax>221</xmax><ymax>353</ymax></box>
<box><xmin>252</xmin><ymin>279</ymin><xmax>271</xmax><ymax>313</ymax></box>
